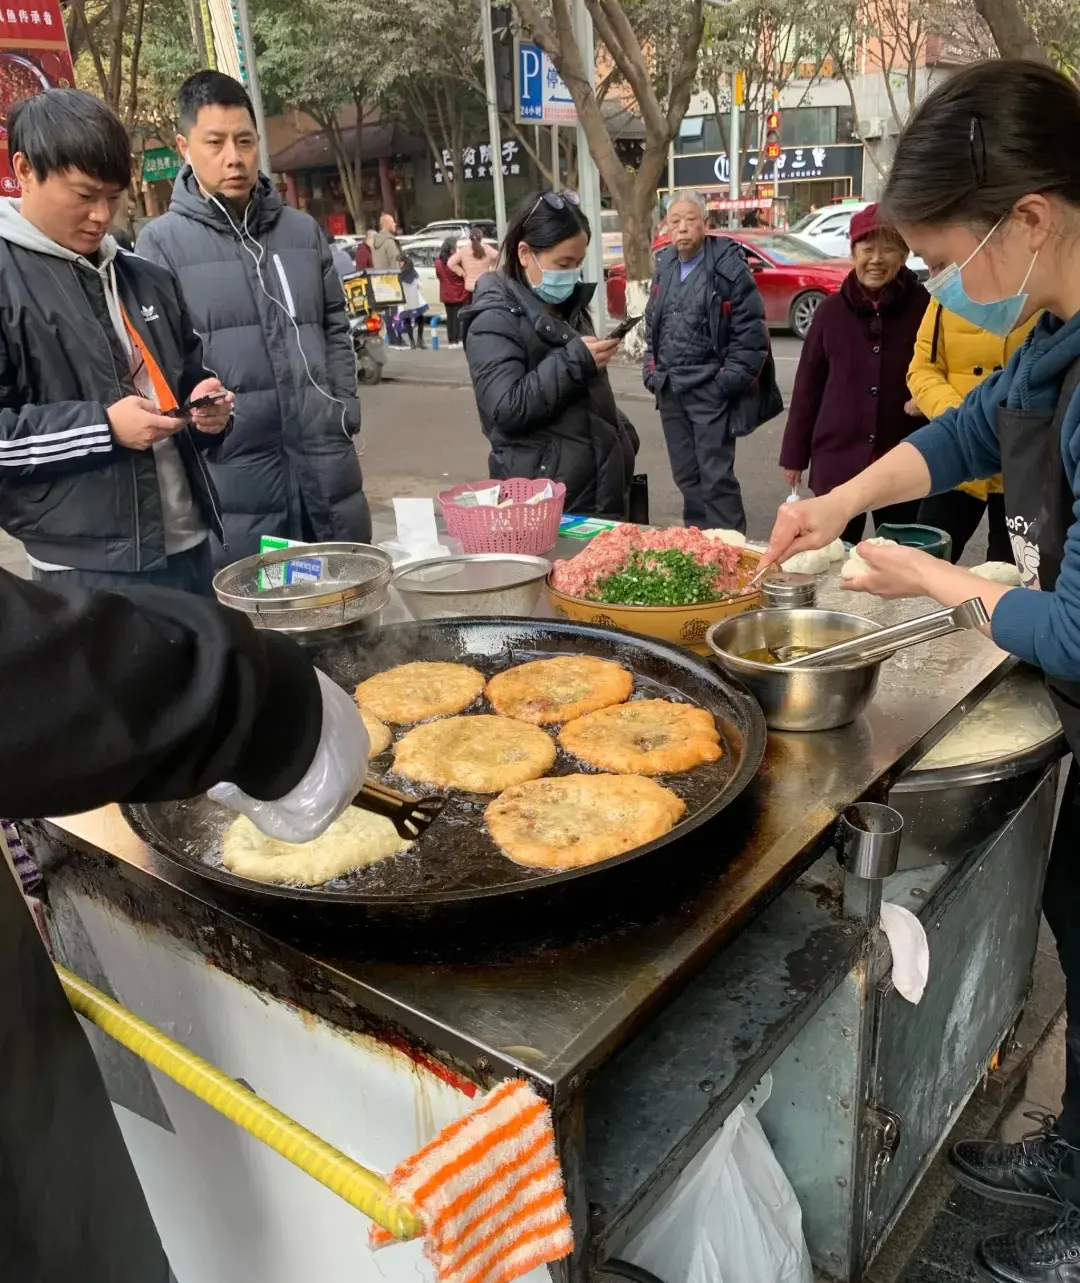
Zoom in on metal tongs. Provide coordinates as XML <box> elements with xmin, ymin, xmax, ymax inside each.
<box><xmin>352</xmin><ymin>779</ymin><xmax>445</xmax><ymax>840</ymax></box>
<box><xmin>777</xmin><ymin>598</ymin><xmax>990</xmax><ymax>669</ymax></box>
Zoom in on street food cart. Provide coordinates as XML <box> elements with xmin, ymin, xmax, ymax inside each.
<box><xmin>26</xmin><ymin>547</ymin><xmax>1065</xmax><ymax>1283</ymax></box>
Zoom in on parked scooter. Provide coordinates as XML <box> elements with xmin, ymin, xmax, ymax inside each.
<box><xmin>341</xmin><ymin>271</ymin><xmax>390</xmax><ymax>385</ymax></box>
<box><xmin>350</xmin><ymin>311</ymin><xmax>386</xmax><ymax>385</ymax></box>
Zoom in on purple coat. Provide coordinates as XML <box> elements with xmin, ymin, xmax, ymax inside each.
<box><xmin>779</xmin><ymin>267</ymin><xmax>930</xmax><ymax>496</ymax></box>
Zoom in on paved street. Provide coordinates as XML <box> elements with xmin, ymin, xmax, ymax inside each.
<box><xmin>365</xmin><ymin>336</ymin><xmax>806</xmax><ymax>539</ymax></box>
<box><xmin>0</xmin><ymin>332</ymin><xmax>994</xmax><ymax>576</ymax></box>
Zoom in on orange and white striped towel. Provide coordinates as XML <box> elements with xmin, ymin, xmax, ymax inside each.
<box><xmin>370</xmin><ymin>1078</ymin><xmax>573</xmax><ymax>1283</ymax></box>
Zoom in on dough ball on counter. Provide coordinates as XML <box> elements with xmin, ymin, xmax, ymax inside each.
<box><xmin>702</xmin><ymin>529</ymin><xmax>747</xmax><ymax>547</ymax></box>
<box><xmin>782</xmin><ymin>547</ymin><xmax>831</xmax><ymax>574</ymax></box>
<box><xmin>969</xmin><ymin>561</ymin><xmax>1022</xmax><ymax>586</ymax></box>
<box><xmin>840</xmin><ymin>537</ymin><xmax>898</xmax><ymax>581</ymax></box>
<box><xmin>779</xmin><ymin>538</ymin><xmax>848</xmax><ymax>575</ymax></box>
<box><xmin>221</xmin><ymin>809</ymin><xmax>413</xmax><ymax>886</ymax></box>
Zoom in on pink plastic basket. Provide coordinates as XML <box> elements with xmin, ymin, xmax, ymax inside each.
<box><xmin>437</xmin><ymin>478</ymin><xmax>566</xmax><ymax>555</ymax></box>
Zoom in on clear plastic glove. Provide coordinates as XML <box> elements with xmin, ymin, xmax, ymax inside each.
<box><xmin>208</xmin><ymin>670</ymin><xmax>370</xmax><ymax>843</ymax></box>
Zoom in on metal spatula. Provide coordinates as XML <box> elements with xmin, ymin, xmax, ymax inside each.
<box><xmin>352</xmin><ymin>779</ymin><xmax>445</xmax><ymax>841</ymax></box>
<box><xmin>778</xmin><ymin>599</ymin><xmax>990</xmax><ymax>669</ymax></box>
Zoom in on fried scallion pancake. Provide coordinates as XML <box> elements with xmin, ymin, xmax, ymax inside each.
<box><xmin>559</xmin><ymin>699</ymin><xmax>722</xmax><ymax>775</ymax></box>
<box><xmin>485</xmin><ymin>774</ymin><xmax>685</xmax><ymax>869</ymax></box>
<box><xmin>361</xmin><ymin>710</ymin><xmax>392</xmax><ymax>756</ymax></box>
<box><xmin>486</xmin><ymin>655</ymin><xmax>633</xmax><ymax>725</ymax></box>
<box><xmin>393</xmin><ymin>715</ymin><xmax>556</xmax><ymax>793</ymax></box>
<box><xmin>354</xmin><ymin>661</ymin><xmax>485</xmax><ymax>724</ymax></box>
<box><xmin>220</xmin><ymin>809</ymin><xmax>413</xmax><ymax>886</ymax></box>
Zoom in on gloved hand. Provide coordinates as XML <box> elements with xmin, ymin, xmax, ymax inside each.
<box><xmin>208</xmin><ymin>670</ymin><xmax>370</xmax><ymax>843</ymax></box>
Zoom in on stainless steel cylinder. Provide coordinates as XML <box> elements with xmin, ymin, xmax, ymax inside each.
<box><xmin>762</xmin><ymin>572</ymin><xmax>817</xmax><ymax>609</ymax></box>
<box><xmin>837</xmin><ymin>802</ymin><xmax>904</xmax><ymax>880</ymax></box>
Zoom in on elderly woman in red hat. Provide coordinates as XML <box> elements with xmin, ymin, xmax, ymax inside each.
<box><xmin>779</xmin><ymin>203</ymin><xmax>931</xmax><ymax>543</ymax></box>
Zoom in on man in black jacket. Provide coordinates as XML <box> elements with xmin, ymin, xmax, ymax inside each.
<box><xmin>0</xmin><ymin>565</ymin><xmax>370</xmax><ymax>1283</ymax></box>
<box><xmin>0</xmin><ymin>90</ymin><xmax>233</xmax><ymax>595</ymax></box>
<box><xmin>643</xmin><ymin>190</ymin><xmax>775</xmax><ymax>533</ymax></box>
<box><xmin>137</xmin><ymin>71</ymin><xmax>371</xmax><ymax>562</ymax></box>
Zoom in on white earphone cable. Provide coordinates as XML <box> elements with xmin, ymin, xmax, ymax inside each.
<box><xmin>195</xmin><ymin>170</ymin><xmax>357</xmax><ymax>446</ymax></box>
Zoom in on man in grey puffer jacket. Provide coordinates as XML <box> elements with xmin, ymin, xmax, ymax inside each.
<box><xmin>137</xmin><ymin>71</ymin><xmax>371</xmax><ymax>562</ymax></box>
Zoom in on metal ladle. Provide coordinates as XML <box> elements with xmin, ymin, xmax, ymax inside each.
<box><xmin>774</xmin><ymin>599</ymin><xmax>990</xmax><ymax>668</ymax></box>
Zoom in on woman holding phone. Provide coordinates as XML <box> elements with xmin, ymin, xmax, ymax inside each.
<box><xmin>760</xmin><ymin>60</ymin><xmax>1080</xmax><ymax>1283</ymax></box>
<box><xmin>461</xmin><ymin>190</ymin><xmax>640</xmax><ymax>519</ymax></box>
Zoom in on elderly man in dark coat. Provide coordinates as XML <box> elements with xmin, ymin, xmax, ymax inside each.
<box><xmin>644</xmin><ymin>189</ymin><xmax>779</xmax><ymax>533</ymax></box>
<box><xmin>137</xmin><ymin>70</ymin><xmax>371</xmax><ymax>562</ymax></box>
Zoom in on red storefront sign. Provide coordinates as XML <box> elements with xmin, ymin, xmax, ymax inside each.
<box><xmin>327</xmin><ymin>212</ymin><xmax>348</xmax><ymax>238</ymax></box>
<box><xmin>0</xmin><ymin>0</ymin><xmax>76</xmax><ymax>195</ymax></box>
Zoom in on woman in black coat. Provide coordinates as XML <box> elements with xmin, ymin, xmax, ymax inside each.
<box><xmin>461</xmin><ymin>191</ymin><xmax>639</xmax><ymax>518</ymax></box>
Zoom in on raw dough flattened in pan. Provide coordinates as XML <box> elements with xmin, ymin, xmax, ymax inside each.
<box><xmin>559</xmin><ymin>699</ymin><xmax>722</xmax><ymax>775</ymax></box>
<box><xmin>355</xmin><ymin>661</ymin><xmax>485</xmax><ymax>724</ymax></box>
<box><xmin>486</xmin><ymin>774</ymin><xmax>686</xmax><ymax>869</ymax></box>
<box><xmin>393</xmin><ymin>715</ymin><xmax>557</xmax><ymax>793</ymax></box>
<box><xmin>220</xmin><ymin>809</ymin><xmax>413</xmax><ymax>886</ymax></box>
<box><xmin>361</xmin><ymin>710</ymin><xmax>392</xmax><ymax>756</ymax></box>
<box><xmin>486</xmin><ymin>655</ymin><xmax>633</xmax><ymax>725</ymax></box>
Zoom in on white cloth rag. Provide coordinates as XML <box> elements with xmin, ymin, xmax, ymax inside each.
<box><xmin>880</xmin><ymin>902</ymin><xmax>930</xmax><ymax>1004</ymax></box>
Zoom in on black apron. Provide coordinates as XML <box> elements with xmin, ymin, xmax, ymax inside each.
<box><xmin>0</xmin><ymin>863</ymin><xmax>168</xmax><ymax>1282</ymax></box>
<box><xmin>997</xmin><ymin>356</ymin><xmax>1080</xmax><ymax>755</ymax></box>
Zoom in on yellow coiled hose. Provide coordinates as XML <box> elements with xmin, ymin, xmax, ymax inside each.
<box><xmin>56</xmin><ymin>964</ymin><xmax>422</xmax><ymax>1241</ymax></box>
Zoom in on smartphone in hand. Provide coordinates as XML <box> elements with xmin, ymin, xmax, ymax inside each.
<box><xmin>607</xmin><ymin>314</ymin><xmax>644</xmax><ymax>343</ymax></box>
<box><xmin>166</xmin><ymin>390</ymin><xmax>230</xmax><ymax>419</ymax></box>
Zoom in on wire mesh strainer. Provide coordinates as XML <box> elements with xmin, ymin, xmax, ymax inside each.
<box><xmin>212</xmin><ymin>543</ymin><xmax>393</xmax><ymax>633</ymax></box>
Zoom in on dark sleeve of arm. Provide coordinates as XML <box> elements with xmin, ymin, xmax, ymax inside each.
<box><xmin>170</xmin><ymin>277</ymin><xmax>232</xmax><ymax>453</ymax></box>
<box><xmin>465</xmin><ymin>312</ymin><xmax>596</xmax><ymax>436</ymax></box>
<box><xmin>320</xmin><ymin>237</ymin><xmax>361</xmax><ymax>432</ymax></box>
<box><xmin>0</xmin><ymin>332</ymin><xmax>115</xmax><ymax>478</ymax></box>
<box><xmin>778</xmin><ymin>310</ymin><xmax>828</xmax><ymax>473</ymax></box>
<box><xmin>717</xmin><ymin>261</ymin><xmax>770</xmax><ymax>395</ymax></box>
<box><xmin>0</xmin><ymin>571</ymin><xmax>322</xmax><ymax>818</ymax></box>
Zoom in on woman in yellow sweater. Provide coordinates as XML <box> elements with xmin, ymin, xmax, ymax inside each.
<box><xmin>907</xmin><ymin>301</ymin><xmax>1038</xmax><ymax>562</ymax></box>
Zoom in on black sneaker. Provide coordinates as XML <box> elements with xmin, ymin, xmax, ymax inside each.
<box><xmin>950</xmin><ymin>1113</ymin><xmax>1080</xmax><ymax>1211</ymax></box>
<box><xmin>975</xmin><ymin>1205</ymin><xmax>1080</xmax><ymax>1281</ymax></box>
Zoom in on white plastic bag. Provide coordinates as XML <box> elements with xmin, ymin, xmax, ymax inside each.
<box><xmin>622</xmin><ymin>1075</ymin><xmax>812</xmax><ymax>1283</ymax></box>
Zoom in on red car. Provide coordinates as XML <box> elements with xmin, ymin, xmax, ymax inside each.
<box><xmin>606</xmin><ymin>230</ymin><xmax>851</xmax><ymax>340</ymax></box>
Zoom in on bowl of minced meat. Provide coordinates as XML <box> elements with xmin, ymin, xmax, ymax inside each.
<box><xmin>547</xmin><ymin>525</ymin><xmax>764</xmax><ymax>653</ymax></box>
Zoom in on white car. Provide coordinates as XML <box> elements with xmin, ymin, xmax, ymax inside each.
<box><xmin>789</xmin><ymin>202</ymin><xmax>928</xmax><ymax>280</ymax></box>
<box><xmin>397</xmin><ymin>234</ymin><xmax>500</xmax><ymax>318</ymax></box>
<box><xmin>409</xmin><ymin>219</ymin><xmax>498</xmax><ymax>243</ymax></box>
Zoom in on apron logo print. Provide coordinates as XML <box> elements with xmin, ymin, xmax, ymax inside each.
<box><xmin>1007</xmin><ymin>513</ymin><xmax>1041</xmax><ymax>590</ymax></box>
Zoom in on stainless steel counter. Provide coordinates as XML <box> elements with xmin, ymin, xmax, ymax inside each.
<box><xmin>45</xmin><ymin>572</ymin><xmax>1010</xmax><ymax>1097</ymax></box>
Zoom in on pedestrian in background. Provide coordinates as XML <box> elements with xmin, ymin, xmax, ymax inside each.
<box><xmin>354</xmin><ymin>231</ymin><xmax>374</xmax><ymax>271</ymax></box>
<box><xmin>395</xmin><ymin>255</ymin><xmax>428</xmax><ymax>350</ymax></box>
<box><xmin>371</xmin><ymin>213</ymin><xmax>401</xmax><ymax>270</ymax></box>
<box><xmin>449</xmin><ymin>224</ymin><xmax>498</xmax><ymax>299</ymax></box>
<box><xmin>0</xmin><ymin>90</ymin><xmax>232</xmax><ymax>597</ymax></box>
<box><xmin>644</xmin><ymin>189</ymin><xmax>781</xmax><ymax>533</ymax></box>
<box><xmin>329</xmin><ymin>236</ymin><xmax>355</xmax><ymax>279</ymax></box>
<box><xmin>461</xmin><ymin>190</ymin><xmax>639</xmax><ymax>518</ymax></box>
<box><xmin>136</xmin><ymin>70</ymin><xmax>371</xmax><ymax>560</ymax></box>
<box><xmin>436</xmin><ymin>235</ymin><xmax>468</xmax><ymax>346</ymax></box>
<box><xmin>779</xmin><ymin>203</ymin><xmax>930</xmax><ymax>544</ymax></box>
<box><xmin>906</xmin><ymin>300</ymin><xmax>1037</xmax><ymax>561</ymax></box>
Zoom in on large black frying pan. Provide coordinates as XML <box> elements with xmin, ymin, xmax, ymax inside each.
<box><xmin>123</xmin><ymin>619</ymin><xmax>766</xmax><ymax>929</ymax></box>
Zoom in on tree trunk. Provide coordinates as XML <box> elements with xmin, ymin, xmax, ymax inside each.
<box><xmin>125</xmin><ymin>0</ymin><xmax>147</xmax><ymax>131</ymax></box>
<box><xmin>973</xmin><ymin>0</ymin><xmax>1049</xmax><ymax>61</ymax></box>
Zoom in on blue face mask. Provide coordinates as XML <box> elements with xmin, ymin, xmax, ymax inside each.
<box><xmin>926</xmin><ymin>215</ymin><xmax>1037</xmax><ymax>338</ymax></box>
<box><xmin>528</xmin><ymin>252</ymin><xmax>581</xmax><ymax>304</ymax></box>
